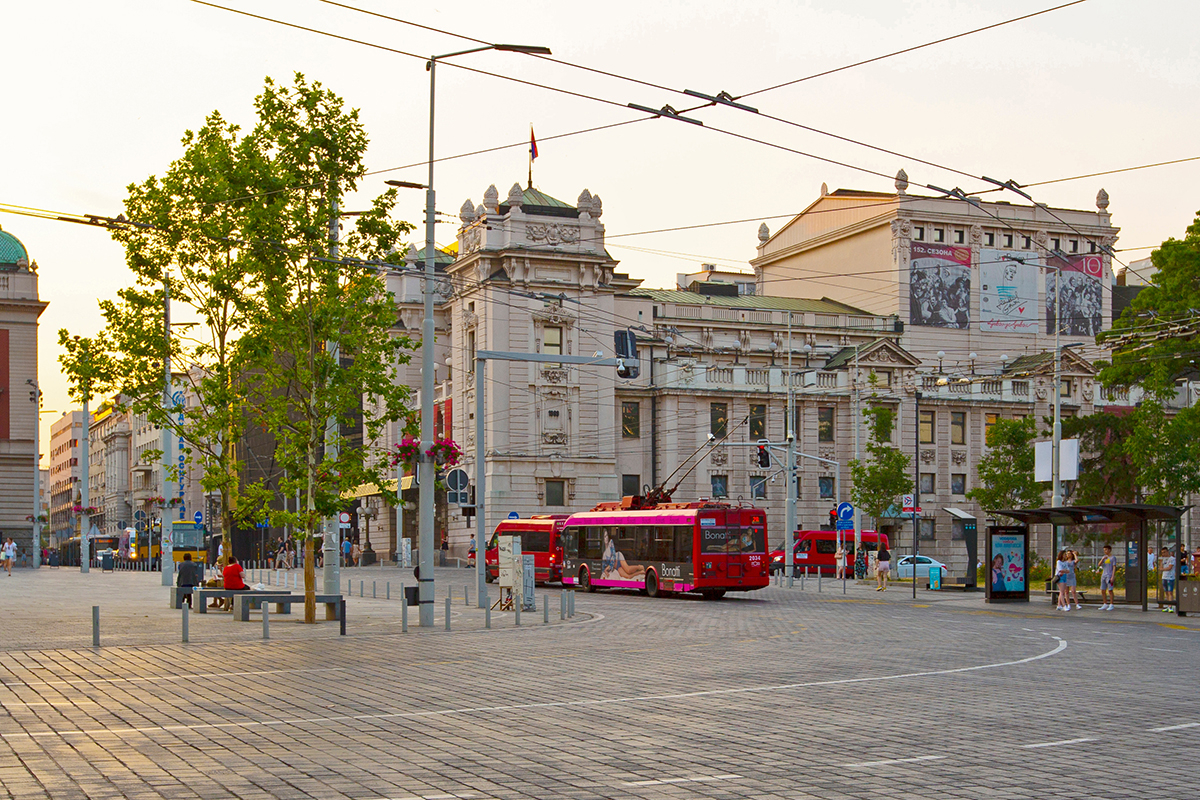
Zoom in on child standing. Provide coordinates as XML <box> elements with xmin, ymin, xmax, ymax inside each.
<box><xmin>1097</xmin><ymin>544</ymin><xmax>1116</xmax><ymax>611</ymax></box>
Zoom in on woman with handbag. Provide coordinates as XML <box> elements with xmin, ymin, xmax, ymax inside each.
<box><xmin>1055</xmin><ymin>550</ymin><xmax>1070</xmax><ymax>611</ymax></box>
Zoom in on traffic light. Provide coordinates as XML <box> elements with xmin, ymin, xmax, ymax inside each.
<box><xmin>829</xmin><ymin>508</ymin><xmax>837</xmax><ymax>528</ymax></box>
<box><xmin>614</xmin><ymin>329</ymin><xmax>640</xmax><ymax>379</ymax></box>
<box><xmin>757</xmin><ymin>445</ymin><xmax>770</xmax><ymax>468</ymax></box>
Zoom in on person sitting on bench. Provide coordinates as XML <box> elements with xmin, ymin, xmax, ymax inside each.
<box><xmin>177</xmin><ymin>553</ymin><xmax>204</xmax><ymax>608</ymax></box>
<box><xmin>218</xmin><ymin>558</ymin><xmax>249</xmax><ymax>610</ymax></box>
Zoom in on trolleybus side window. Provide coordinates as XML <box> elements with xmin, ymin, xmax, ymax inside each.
<box><xmin>674</xmin><ymin>525</ymin><xmax>693</xmax><ymax>563</ymax></box>
<box><xmin>520</xmin><ymin>530</ymin><xmax>552</xmax><ymax>553</ymax></box>
<box><xmin>580</xmin><ymin>526</ymin><xmax>605</xmax><ymax>559</ymax></box>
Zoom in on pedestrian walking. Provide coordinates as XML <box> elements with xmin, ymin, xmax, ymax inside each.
<box><xmin>875</xmin><ymin>544</ymin><xmax>891</xmax><ymax>591</ymax></box>
<box><xmin>176</xmin><ymin>552</ymin><xmax>203</xmax><ymax>608</ymax></box>
<box><xmin>2</xmin><ymin>538</ymin><xmax>14</xmax><ymax>575</ymax></box>
<box><xmin>835</xmin><ymin>543</ymin><xmax>846</xmax><ymax>580</ymax></box>
<box><xmin>350</xmin><ymin>540</ymin><xmax>361</xmax><ymax>567</ymax></box>
<box><xmin>1097</xmin><ymin>544</ymin><xmax>1116</xmax><ymax>611</ymax></box>
<box><xmin>342</xmin><ymin>536</ymin><xmax>352</xmax><ymax>567</ymax></box>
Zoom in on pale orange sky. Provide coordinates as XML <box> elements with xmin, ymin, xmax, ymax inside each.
<box><xmin>5</xmin><ymin>0</ymin><xmax>1199</xmax><ymax>464</ymax></box>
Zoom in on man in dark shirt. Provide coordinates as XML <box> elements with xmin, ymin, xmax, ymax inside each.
<box><xmin>176</xmin><ymin>553</ymin><xmax>204</xmax><ymax>608</ymax></box>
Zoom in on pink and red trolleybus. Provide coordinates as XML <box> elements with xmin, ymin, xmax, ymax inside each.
<box><xmin>560</xmin><ymin>498</ymin><xmax>770</xmax><ymax>600</ymax></box>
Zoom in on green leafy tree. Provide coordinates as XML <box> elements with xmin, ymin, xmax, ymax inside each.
<box><xmin>967</xmin><ymin>417</ymin><xmax>1043</xmax><ymax>513</ymax></box>
<box><xmin>234</xmin><ymin>75</ymin><xmax>415</xmax><ymax>622</ymax></box>
<box><xmin>73</xmin><ymin>109</ymin><xmax>269</xmax><ymax>563</ymax></box>
<box><xmin>1099</xmin><ymin>209</ymin><xmax>1200</xmax><ymax>395</ymax></box>
<box><xmin>849</xmin><ymin>403</ymin><xmax>911</xmax><ymax>526</ymax></box>
<box><xmin>1060</xmin><ymin>410</ymin><xmax>1139</xmax><ymax>506</ymax></box>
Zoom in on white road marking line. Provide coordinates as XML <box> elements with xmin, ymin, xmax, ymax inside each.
<box><xmin>1149</xmin><ymin>722</ymin><xmax>1200</xmax><ymax>732</ymax></box>
<box><xmin>1072</xmin><ymin>641</ymin><xmax>1111</xmax><ymax>645</ymax></box>
<box><xmin>843</xmin><ymin>756</ymin><xmax>944</xmax><ymax>768</ymax></box>
<box><xmin>1023</xmin><ymin>737</ymin><xmax>1095</xmax><ymax>749</ymax></box>
<box><xmin>1146</xmin><ymin>647</ymin><xmax>1182</xmax><ymax>652</ymax></box>
<box><xmin>0</xmin><ymin>639</ymin><xmax>1067</xmax><ymax>741</ymax></box>
<box><xmin>623</xmin><ymin>774</ymin><xmax>740</xmax><ymax>786</ymax></box>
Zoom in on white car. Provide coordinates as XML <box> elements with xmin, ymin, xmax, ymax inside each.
<box><xmin>894</xmin><ymin>555</ymin><xmax>949</xmax><ymax>581</ymax></box>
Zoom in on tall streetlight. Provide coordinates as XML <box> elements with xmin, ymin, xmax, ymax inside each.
<box><xmin>416</xmin><ymin>42</ymin><xmax>550</xmax><ymax>627</ymax></box>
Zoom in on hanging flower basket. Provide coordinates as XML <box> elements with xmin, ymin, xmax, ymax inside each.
<box><xmin>168</xmin><ymin>497</ymin><xmax>183</xmax><ymax>507</ymax></box>
<box><xmin>427</xmin><ymin>438</ymin><xmax>462</xmax><ymax>468</ymax></box>
<box><xmin>82</xmin><ymin>506</ymin><xmax>99</xmax><ymax>516</ymax></box>
<box><xmin>148</xmin><ymin>496</ymin><xmax>167</xmax><ymax>506</ymax></box>
<box><xmin>391</xmin><ymin>435</ymin><xmax>420</xmax><ymax>466</ymax></box>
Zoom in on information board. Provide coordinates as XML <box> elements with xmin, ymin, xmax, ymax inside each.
<box><xmin>985</xmin><ymin>525</ymin><xmax>1030</xmax><ymax>603</ymax></box>
<box><xmin>522</xmin><ymin>553</ymin><xmax>536</xmax><ymax>611</ymax></box>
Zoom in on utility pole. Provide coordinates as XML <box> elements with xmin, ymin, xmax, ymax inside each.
<box><xmin>785</xmin><ymin>312</ymin><xmax>796</xmax><ymax>587</ymax></box>
<box><xmin>161</xmin><ymin>274</ymin><xmax>175</xmax><ymax>585</ymax></box>
<box><xmin>913</xmin><ymin>390</ymin><xmax>922</xmax><ymax>600</ymax></box>
<box><xmin>853</xmin><ymin>344</ymin><xmax>862</xmax><ymax>565</ymax></box>
<box><xmin>323</xmin><ymin>194</ymin><xmax>342</xmax><ymax>596</ymax></box>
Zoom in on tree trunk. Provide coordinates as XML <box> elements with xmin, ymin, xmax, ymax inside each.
<box><xmin>304</xmin><ymin>537</ymin><xmax>315</xmax><ymax>623</ymax></box>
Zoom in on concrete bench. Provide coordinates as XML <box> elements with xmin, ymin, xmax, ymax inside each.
<box><xmin>168</xmin><ymin>586</ymin><xmax>199</xmax><ymax>609</ymax></box>
<box><xmin>194</xmin><ymin>588</ymin><xmax>259</xmax><ymax>613</ymax></box>
<box><xmin>231</xmin><ymin>593</ymin><xmax>343</xmax><ymax>621</ymax></box>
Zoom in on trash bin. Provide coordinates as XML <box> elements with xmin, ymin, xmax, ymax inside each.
<box><xmin>101</xmin><ymin>551</ymin><xmax>115</xmax><ymax>572</ymax></box>
<box><xmin>48</xmin><ymin>551</ymin><xmax>59</xmax><ymax>568</ymax></box>
<box><xmin>404</xmin><ymin>585</ymin><xmax>419</xmax><ymax>607</ymax></box>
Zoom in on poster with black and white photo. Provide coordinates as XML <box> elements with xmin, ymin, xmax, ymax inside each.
<box><xmin>909</xmin><ymin>242</ymin><xmax>971</xmax><ymax>328</ymax></box>
<box><xmin>1046</xmin><ymin>253</ymin><xmax>1104</xmax><ymax>336</ymax></box>
<box><xmin>980</xmin><ymin>249</ymin><xmax>1039</xmax><ymax>332</ymax></box>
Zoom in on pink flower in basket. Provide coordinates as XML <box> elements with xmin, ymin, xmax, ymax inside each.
<box><xmin>391</xmin><ymin>436</ymin><xmax>421</xmax><ymax>466</ymax></box>
<box><xmin>426</xmin><ymin>438</ymin><xmax>462</xmax><ymax>467</ymax></box>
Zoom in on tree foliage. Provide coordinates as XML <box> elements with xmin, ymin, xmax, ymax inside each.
<box><xmin>849</xmin><ymin>403</ymin><xmax>911</xmax><ymax>523</ymax></box>
<box><xmin>967</xmin><ymin>417</ymin><xmax>1043</xmax><ymax>513</ymax></box>
<box><xmin>60</xmin><ymin>74</ymin><xmax>416</xmax><ymax>621</ymax></box>
<box><xmin>1099</xmin><ymin>209</ymin><xmax>1200</xmax><ymax>396</ymax></box>
<box><xmin>1060</xmin><ymin>410</ymin><xmax>1138</xmax><ymax>506</ymax></box>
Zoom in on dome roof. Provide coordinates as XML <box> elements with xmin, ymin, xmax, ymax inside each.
<box><xmin>0</xmin><ymin>225</ymin><xmax>29</xmax><ymax>267</ymax></box>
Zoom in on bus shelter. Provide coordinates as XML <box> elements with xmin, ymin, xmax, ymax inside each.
<box><xmin>995</xmin><ymin>504</ymin><xmax>1188</xmax><ymax>613</ymax></box>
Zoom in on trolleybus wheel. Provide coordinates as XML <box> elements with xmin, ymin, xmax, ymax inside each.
<box><xmin>701</xmin><ymin>589</ymin><xmax>726</xmax><ymax>601</ymax></box>
<box><xmin>645</xmin><ymin>569</ymin><xmax>660</xmax><ymax>598</ymax></box>
<box><xmin>579</xmin><ymin>566</ymin><xmax>595</xmax><ymax>592</ymax></box>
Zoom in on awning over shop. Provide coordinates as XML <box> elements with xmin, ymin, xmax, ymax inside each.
<box><xmin>340</xmin><ymin>476</ymin><xmax>415</xmax><ymax>500</ymax></box>
<box><xmin>943</xmin><ymin>507</ymin><xmax>976</xmax><ymax>520</ymax></box>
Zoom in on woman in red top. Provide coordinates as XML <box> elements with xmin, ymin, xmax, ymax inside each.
<box><xmin>219</xmin><ymin>560</ymin><xmax>248</xmax><ymax>609</ymax></box>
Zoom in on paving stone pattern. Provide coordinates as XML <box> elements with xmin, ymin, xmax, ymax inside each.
<box><xmin>0</xmin><ymin>565</ymin><xmax>1197</xmax><ymax>799</ymax></box>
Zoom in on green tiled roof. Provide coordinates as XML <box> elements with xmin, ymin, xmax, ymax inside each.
<box><xmin>0</xmin><ymin>227</ymin><xmax>28</xmax><ymax>265</ymax></box>
<box><xmin>522</xmin><ymin>187</ymin><xmax>573</xmax><ymax>209</ymax></box>
<box><xmin>824</xmin><ymin>339</ymin><xmax>889</xmax><ymax>369</ymax></box>
<box><xmin>1004</xmin><ymin>352</ymin><xmax>1055</xmax><ymax>374</ymax></box>
<box><xmin>628</xmin><ymin>288</ymin><xmax>877</xmax><ymax>316</ymax></box>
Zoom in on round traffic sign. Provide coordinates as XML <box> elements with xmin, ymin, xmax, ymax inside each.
<box><xmin>194</xmin><ymin>511</ymin><xmax>203</xmax><ymax>525</ymax></box>
<box><xmin>837</xmin><ymin>502</ymin><xmax>854</xmax><ymax>521</ymax></box>
<box><xmin>446</xmin><ymin>468</ymin><xmax>469</xmax><ymax>491</ymax></box>
<box><xmin>508</xmin><ymin>511</ymin><xmax>519</xmax><ymax>520</ymax></box>
<box><xmin>339</xmin><ymin>511</ymin><xmax>351</xmax><ymax>524</ymax></box>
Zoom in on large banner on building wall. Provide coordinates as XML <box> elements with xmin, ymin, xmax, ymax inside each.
<box><xmin>979</xmin><ymin>249</ymin><xmax>1039</xmax><ymax>332</ymax></box>
<box><xmin>1046</xmin><ymin>253</ymin><xmax>1104</xmax><ymax>336</ymax></box>
<box><xmin>909</xmin><ymin>242</ymin><xmax>971</xmax><ymax>329</ymax></box>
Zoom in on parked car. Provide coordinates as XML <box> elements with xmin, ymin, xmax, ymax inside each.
<box><xmin>894</xmin><ymin>555</ymin><xmax>949</xmax><ymax>581</ymax></box>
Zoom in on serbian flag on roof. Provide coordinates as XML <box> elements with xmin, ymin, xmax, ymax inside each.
<box><xmin>530</xmin><ymin>126</ymin><xmax>538</xmax><ymax>160</ymax></box>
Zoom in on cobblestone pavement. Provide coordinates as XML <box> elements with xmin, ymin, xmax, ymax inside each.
<box><xmin>0</xmin><ymin>565</ymin><xmax>1197</xmax><ymax>799</ymax></box>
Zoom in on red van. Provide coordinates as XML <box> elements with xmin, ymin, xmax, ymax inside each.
<box><xmin>485</xmin><ymin>515</ymin><xmax>569</xmax><ymax>584</ymax></box>
<box><xmin>769</xmin><ymin>530</ymin><xmax>889</xmax><ymax>575</ymax></box>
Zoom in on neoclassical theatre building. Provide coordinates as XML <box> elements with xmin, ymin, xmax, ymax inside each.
<box><xmin>365</xmin><ymin>177</ymin><xmax>1132</xmax><ymax>575</ymax></box>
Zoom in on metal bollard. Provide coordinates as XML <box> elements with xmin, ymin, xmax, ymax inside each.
<box><xmin>402</xmin><ymin>596</ymin><xmax>408</xmax><ymax>632</ymax></box>
<box><xmin>92</xmin><ymin>606</ymin><xmax>100</xmax><ymax>647</ymax></box>
<box><xmin>339</xmin><ymin>597</ymin><xmax>346</xmax><ymax>636</ymax></box>
<box><xmin>843</xmin><ymin>574</ymin><xmax>847</xmax><ymax>594</ymax></box>
<box><xmin>801</xmin><ymin>572</ymin><xmax>805</xmax><ymax>591</ymax></box>
<box><xmin>373</xmin><ymin>580</ymin><xmax>376</xmax><ymax>599</ymax></box>
<box><xmin>263</xmin><ymin>603</ymin><xmax>270</xmax><ymax>640</ymax></box>
<box><xmin>347</xmin><ymin>579</ymin><xmax>351</xmax><ymax>595</ymax></box>
<box><xmin>445</xmin><ymin>596</ymin><xmax>451</xmax><ymax>630</ymax></box>
<box><xmin>515</xmin><ymin>602</ymin><xmax>521</xmax><ymax>626</ymax></box>
<box><xmin>182</xmin><ymin>604</ymin><xmax>189</xmax><ymax>643</ymax></box>
<box><xmin>387</xmin><ymin>581</ymin><xmax>390</xmax><ymax>600</ymax></box>
<box><xmin>819</xmin><ymin>571</ymin><xmax>822</xmax><ymax>592</ymax></box>
<box><xmin>569</xmin><ymin>589</ymin><xmax>575</xmax><ymax>617</ymax></box>
<box><xmin>360</xmin><ymin>580</ymin><xmax>363</xmax><ymax>598</ymax></box>
<box><xmin>560</xmin><ymin>592</ymin><xmax>566</xmax><ymax>620</ymax></box>
<box><xmin>543</xmin><ymin>595</ymin><xmax>549</xmax><ymax>624</ymax></box>
<box><xmin>465</xmin><ymin>585</ymin><xmax>469</xmax><ymax>607</ymax></box>
<box><xmin>485</xmin><ymin>605</ymin><xmax>491</xmax><ymax>629</ymax></box>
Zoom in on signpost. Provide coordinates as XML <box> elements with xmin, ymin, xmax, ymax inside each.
<box><xmin>902</xmin><ymin>494</ymin><xmax>921</xmax><ymax>515</ymax></box>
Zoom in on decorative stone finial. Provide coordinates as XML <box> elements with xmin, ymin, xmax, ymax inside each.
<box><xmin>577</xmin><ymin>188</ymin><xmax>594</xmax><ymax>215</ymax></box>
<box><xmin>758</xmin><ymin>223</ymin><xmax>770</xmax><ymax>245</ymax></box>
<box><xmin>1096</xmin><ymin>187</ymin><xmax>1110</xmax><ymax>211</ymax></box>
<box><xmin>483</xmin><ymin>184</ymin><xmax>499</xmax><ymax>213</ymax></box>
<box><xmin>508</xmin><ymin>183</ymin><xmax>524</xmax><ymax>208</ymax></box>
<box><xmin>459</xmin><ymin>199</ymin><xmax>476</xmax><ymax>224</ymax></box>
<box><xmin>591</xmin><ymin>194</ymin><xmax>603</xmax><ymax>218</ymax></box>
<box><xmin>895</xmin><ymin>168</ymin><xmax>909</xmax><ymax>194</ymax></box>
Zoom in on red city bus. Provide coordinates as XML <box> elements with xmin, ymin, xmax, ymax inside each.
<box><xmin>484</xmin><ymin>515</ymin><xmax>569</xmax><ymax>584</ymax></box>
<box><xmin>561</xmin><ymin>500</ymin><xmax>770</xmax><ymax>600</ymax></box>
<box><xmin>769</xmin><ymin>530</ymin><xmax>890</xmax><ymax>575</ymax></box>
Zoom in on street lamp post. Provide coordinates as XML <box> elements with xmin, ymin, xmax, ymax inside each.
<box><xmin>913</xmin><ymin>390</ymin><xmax>922</xmax><ymax>600</ymax></box>
<box><xmin>416</xmin><ymin>42</ymin><xmax>550</xmax><ymax>628</ymax></box>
